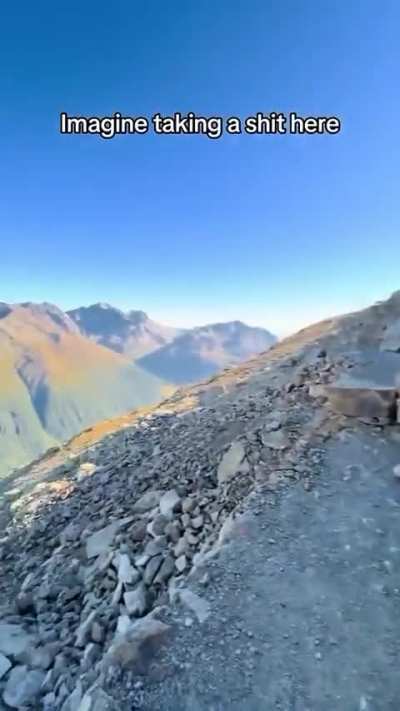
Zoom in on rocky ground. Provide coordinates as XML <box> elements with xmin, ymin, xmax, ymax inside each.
<box><xmin>1</xmin><ymin>293</ymin><xmax>400</xmax><ymax>709</ymax></box>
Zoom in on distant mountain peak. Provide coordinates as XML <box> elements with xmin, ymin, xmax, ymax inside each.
<box><xmin>96</xmin><ymin>302</ymin><xmax>118</xmax><ymax>310</ymax></box>
<box><xmin>127</xmin><ymin>309</ymin><xmax>148</xmax><ymax>322</ymax></box>
<box><xmin>14</xmin><ymin>302</ymin><xmax>79</xmax><ymax>334</ymax></box>
<box><xmin>67</xmin><ymin>304</ymin><xmax>178</xmax><ymax>359</ymax></box>
<box><xmin>138</xmin><ymin>319</ymin><xmax>277</xmax><ymax>384</ymax></box>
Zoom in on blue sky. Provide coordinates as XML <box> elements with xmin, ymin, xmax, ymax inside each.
<box><xmin>1</xmin><ymin>1</ymin><xmax>399</xmax><ymax>336</ymax></box>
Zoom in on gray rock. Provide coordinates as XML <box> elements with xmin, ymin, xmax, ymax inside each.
<box><xmin>144</xmin><ymin>536</ymin><xmax>168</xmax><ymax>557</ymax></box>
<box><xmin>115</xmin><ymin>615</ymin><xmax>132</xmax><ymax>637</ymax></box>
<box><xmin>165</xmin><ymin>521</ymin><xmax>181</xmax><ymax>543</ymax></box>
<box><xmin>82</xmin><ymin>643</ymin><xmax>101</xmax><ymax>671</ymax></box>
<box><xmin>57</xmin><ymin>682</ymin><xmax>71</xmax><ymax>708</ymax></box>
<box><xmin>115</xmin><ymin>553</ymin><xmax>140</xmax><ymax>584</ymax></box>
<box><xmin>60</xmin><ymin>522</ymin><xmax>82</xmax><ymax>544</ymax></box>
<box><xmin>217</xmin><ymin>513</ymin><xmax>236</xmax><ymax>546</ymax></box>
<box><xmin>381</xmin><ymin>318</ymin><xmax>400</xmax><ymax>352</ymax></box>
<box><xmin>144</xmin><ymin>554</ymin><xmax>163</xmax><ymax>585</ymax></box>
<box><xmin>20</xmin><ymin>571</ymin><xmax>35</xmax><ymax>593</ymax></box>
<box><xmin>92</xmin><ymin>550</ymin><xmax>113</xmax><ymax>574</ymax></box>
<box><xmin>182</xmin><ymin>497</ymin><xmax>196</xmax><ymax>514</ymax></box>
<box><xmin>15</xmin><ymin>591</ymin><xmax>35</xmax><ymax>615</ymax></box>
<box><xmin>181</xmin><ymin>513</ymin><xmax>191</xmax><ymax>528</ymax></box>
<box><xmin>308</xmin><ymin>384</ymin><xmax>328</xmax><ymax>399</ymax></box>
<box><xmin>159</xmin><ymin>490</ymin><xmax>181</xmax><ymax>519</ymax></box>
<box><xmin>324</xmin><ymin>385</ymin><xmax>397</xmax><ymax>419</ymax></box>
<box><xmin>264</xmin><ymin>413</ymin><xmax>284</xmax><ymax>431</ymax></box>
<box><xmin>179</xmin><ymin>588</ymin><xmax>210</xmax><ymax>623</ymax></box>
<box><xmin>154</xmin><ymin>555</ymin><xmax>175</xmax><ymax>584</ymax></box>
<box><xmin>217</xmin><ymin>441</ymin><xmax>246</xmax><ymax>484</ymax></box>
<box><xmin>129</xmin><ymin>522</ymin><xmax>147</xmax><ymax>542</ymax></box>
<box><xmin>261</xmin><ymin>429</ymin><xmax>289</xmax><ymax>450</ymax></box>
<box><xmin>103</xmin><ymin>615</ymin><xmax>170</xmax><ymax>672</ymax></box>
<box><xmin>78</xmin><ymin>686</ymin><xmax>118</xmax><ymax>710</ymax></box>
<box><xmin>175</xmin><ymin>555</ymin><xmax>187</xmax><ymax>573</ymax></box>
<box><xmin>18</xmin><ymin>642</ymin><xmax>60</xmax><ymax>670</ymax></box>
<box><xmin>392</xmin><ymin>463</ymin><xmax>400</xmax><ymax>481</ymax></box>
<box><xmin>135</xmin><ymin>553</ymin><xmax>150</xmax><ymax>567</ymax></box>
<box><xmin>132</xmin><ymin>490</ymin><xmax>162</xmax><ymax>513</ymax></box>
<box><xmin>41</xmin><ymin>666</ymin><xmax>60</xmax><ymax>693</ymax></box>
<box><xmin>174</xmin><ymin>537</ymin><xmax>189</xmax><ymax>558</ymax></box>
<box><xmin>43</xmin><ymin>691</ymin><xmax>57</xmax><ymax>708</ymax></box>
<box><xmin>86</xmin><ymin>522</ymin><xmax>120</xmax><ymax>559</ymax></box>
<box><xmin>0</xmin><ymin>653</ymin><xmax>11</xmax><ymax>680</ymax></box>
<box><xmin>111</xmin><ymin>580</ymin><xmax>123</xmax><ymax>605</ymax></box>
<box><xmin>76</xmin><ymin>462</ymin><xmax>97</xmax><ymax>481</ymax></box>
<box><xmin>124</xmin><ymin>583</ymin><xmax>148</xmax><ymax>616</ymax></box>
<box><xmin>91</xmin><ymin>621</ymin><xmax>105</xmax><ymax>644</ymax></box>
<box><xmin>191</xmin><ymin>515</ymin><xmax>204</xmax><ymax>530</ymax></box>
<box><xmin>0</xmin><ymin>623</ymin><xmax>32</xmax><ymax>656</ymax></box>
<box><xmin>75</xmin><ymin>610</ymin><xmax>97</xmax><ymax>647</ymax></box>
<box><xmin>3</xmin><ymin>665</ymin><xmax>45</xmax><ymax>708</ymax></box>
<box><xmin>60</xmin><ymin>683</ymin><xmax>83</xmax><ymax>711</ymax></box>
<box><xmin>148</xmin><ymin>514</ymin><xmax>168</xmax><ymax>537</ymax></box>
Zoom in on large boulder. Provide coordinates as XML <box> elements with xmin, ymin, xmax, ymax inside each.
<box><xmin>323</xmin><ymin>385</ymin><xmax>397</xmax><ymax>419</ymax></box>
<box><xmin>103</xmin><ymin>614</ymin><xmax>170</xmax><ymax>673</ymax></box>
<box><xmin>2</xmin><ymin>665</ymin><xmax>45</xmax><ymax>708</ymax></box>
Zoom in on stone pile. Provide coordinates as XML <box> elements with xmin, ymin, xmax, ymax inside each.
<box><xmin>0</xmin><ymin>349</ymin><xmax>374</xmax><ymax>708</ymax></box>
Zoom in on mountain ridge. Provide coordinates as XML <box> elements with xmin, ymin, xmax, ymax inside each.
<box><xmin>137</xmin><ymin>319</ymin><xmax>277</xmax><ymax>383</ymax></box>
<box><xmin>68</xmin><ymin>302</ymin><xmax>277</xmax><ymax>383</ymax></box>
<box><xmin>67</xmin><ymin>303</ymin><xmax>182</xmax><ymax>360</ymax></box>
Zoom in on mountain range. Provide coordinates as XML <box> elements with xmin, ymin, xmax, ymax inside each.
<box><xmin>68</xmin><ymin>304</ymin><xmax>276</xmax><ymax>385</ymax></box>
<box><xmin>0</xmin><ymin>301</ymin><xmax>276</xmax><ymax>475</ymax></box>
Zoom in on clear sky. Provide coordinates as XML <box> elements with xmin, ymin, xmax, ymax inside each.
<box><xmin>1</xmin><ymin>1</ymin><xmax>399</xmax><ymax>337</ymax></box>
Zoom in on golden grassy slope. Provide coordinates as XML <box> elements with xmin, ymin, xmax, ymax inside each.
<box><xmin>0</xmin><ymin>304</ymin><xmax>167</xmax><ymax>475</ymax></box>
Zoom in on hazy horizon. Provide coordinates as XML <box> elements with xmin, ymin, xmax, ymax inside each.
<box><xmin>2</xmin><ymin>285</ymin><xmax>397</xmax><ymax>339</ymax></box>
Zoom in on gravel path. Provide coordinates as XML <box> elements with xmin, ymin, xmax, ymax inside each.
<box><xmin>138</xmin><ymin>425</ymin><xmax>400</xmax><ymax>711</ymax></box>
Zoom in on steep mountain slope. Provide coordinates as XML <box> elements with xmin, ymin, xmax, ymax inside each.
<box><xmin>67</xmin><ymin>303</ymin><xmax>181</xmax><ymax>359</ymax></box>
<box><xmin>138</xmin><ymin>320</ymin><xmax>277</xmax><ymax>383</ymax></box>
<box><xmin>1</xmin><ymin>293</ymin><xmax>400</xmax><ymax>709</ymax></box>
<box><xmin>0</xmin><ymin>303</ymin><xmax>167</xmax><ymax>475</ymax></box>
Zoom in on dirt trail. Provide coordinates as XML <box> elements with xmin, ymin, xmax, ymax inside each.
<box><xmin>139</xmin><ymin>425</ymin><xmax>400</xmax><ymax>710</ymax></box>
